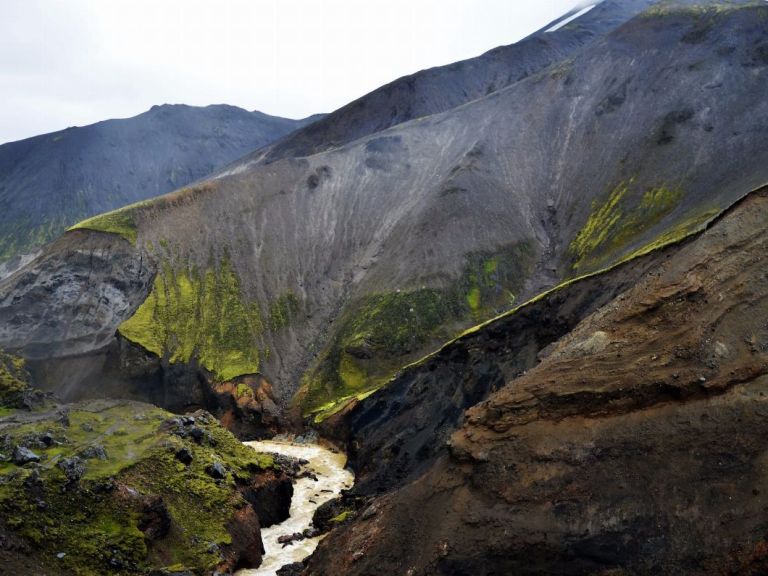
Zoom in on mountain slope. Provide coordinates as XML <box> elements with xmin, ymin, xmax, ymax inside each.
<box><xmin>0</xmin><ymin>104</ymin><xmax>320</xmax><ymax>262</ymax></box>
<box><xmin>306</xmin><ymin>185</ymin><xmax>768</xmax><ymax>575</ymax></box>
<box><xmin>2</xmin><ymin>1</ymin><xmax>768</xmax><ymax>427</ymax></box>
<box><xmin>239</xmin><ymin>0</ymin><xmax>657</xmax><ymax>164</ymax></box>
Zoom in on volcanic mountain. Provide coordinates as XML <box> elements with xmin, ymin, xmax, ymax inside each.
<box><xmin>2</xmin><ymin>0</ymin><xmax>768</xmax><ymax>574</ymax></box>
<box><xmin>0</xmin><ymin>104</ymin><xmax>320</xmax><ymax>264</ymax></box>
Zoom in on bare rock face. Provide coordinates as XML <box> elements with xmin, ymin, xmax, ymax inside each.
<box><xmin>306</xmin><ymin>189</ymin><xmax>768</xmax><ymax>574</ymax></box>
<box><xmin>222</xmin><ymin>505</ymin><xmax>264</xmax><ymax>572</ymax></box>
<box><xmin>240</xmin><ymin>468</ymin><xmax>294</xmax><ymax>528</ymax></box>
<box><xmin>0</xmin><ymin>231</ymin><xmax>153</xmax><ymax>361</ymax></box>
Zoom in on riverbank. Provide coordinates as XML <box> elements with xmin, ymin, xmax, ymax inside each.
<box><xmin>237</xmin><ymin>440</ymin><xmax>354</xmax><ymax>576</ymax></box>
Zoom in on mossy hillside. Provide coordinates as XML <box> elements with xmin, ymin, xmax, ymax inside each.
<box><xmin>0</xmin><ymin>214</ymin><xmax>76</xmax><ymax>263</ymax></box>
<box><xmin>308</xmin><ymin>190</ymin><xmax>739</xmax><ymax>424</ymax></box>
<box><xmin>269</xmin><ymin>291</ymin><xmax>301</xmax><ymax>331</ymax></box>
<box><xmin>119</xmin><ymin>258</ymin><xmax>266</xmax><ymax>382</ymax></box>
<box><xmin>0</xmin><ymin>349</ymin><xmax>30</xmax><ymax>407</ymax></box>
<box><xmin>0</xmin><ymin>401</ymin><xmax>274</xmax><ymax>575</ymax></box>
<box><xmin>68</xmin><ymin>182</ymin><xmax>218</xmax><ymax>245</ymax></box>
<box><xmin>569</xmin><ymin>179</ymin><xmax>683</xmax><ymax>272</ymax></box>
<box><xmin>70</xmin><ymin>209</ymin><xmax>139</xmax><ymax>244</ymax></box>
<box><xmin>299</xmin><ymin>243</ymin><xmax>535</xmax><ymax>420</ymax></box>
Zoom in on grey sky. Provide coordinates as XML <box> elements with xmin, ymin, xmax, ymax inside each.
<box><xmin>0</xmin><ymin>0</ymin><xmax>581</xmax><ymax>144</ymax></box>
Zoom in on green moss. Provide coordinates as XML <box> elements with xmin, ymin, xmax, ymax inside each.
<box><xmin>235</xmin><ymin>383</ymin><xmax>253</xmax><ymax>399</ymax></box>
<box><xmin>0</xmin><ymin>349</ymin><xmax>31</xmax><ymax>407</ymax></box>
<box><xmin>329</xmin><ymin>509</ymin><xmax>353</xmax><ymax>523</ymax></box>
<box><xmin>69</xmin><ymin>209</ymin><xmax>138</xmax><ymax>244</ymax></box>
<box><xmin>119</xmin><ymin>258</ymin><xmax>264</xmax><ymax>382</ymax></box>
<box><xmin>300</xmin><ymin>242</ymin><xmax>535</xmax><ymax>419</ymax></box>
<box><xmin>0</xmin><ymin>401</ymin><xmax>274</xmax><ymax>575</ymax></box>
<box><xmin>269</xmin><ymin>291</ymin><xmax>301</xmax><ymax>331</ymax></box>
<box><xmin>569</xmin><ymin>180</ymin><xmax>683</xmax><ymax>271</ymax></box>
<box><xmin>68</xmin><ymin>182</ymin><xmax>218</xmax><ymax>246</ymax></box>
<box><xmin>309</xmin><ymin>185</ymin><xmax>740</xmax><ymax>423</ymax></box>
<box><xmin>465</xmin><ymin>286</ymin><xmax>481</xmax><ymax>312</ymax></box>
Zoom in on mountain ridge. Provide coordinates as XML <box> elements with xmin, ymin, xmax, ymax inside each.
<box><xmin>0</xmin><ymin>104</ymin><xmax>321</xmax><ymax>262</ymax></box>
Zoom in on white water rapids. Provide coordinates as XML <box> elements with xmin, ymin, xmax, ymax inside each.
<box><xmin>236</xmin><ymin>440</ymin><xmax>354</xmax><ymax>576</ymax></box>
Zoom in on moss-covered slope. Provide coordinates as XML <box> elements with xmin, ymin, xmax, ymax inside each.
<box><xmin>298</xmin><ymin>243</ymin><xmax>535</xmax><ymax>419</ymax></box>
<box><xmin>0</xmin><ymin>400</ymin><xmax>275</xmax><ymax>575</ymax></box>
<box><xmin>118</xmin><ymin>257</ymin><xmax>266</xmax><ymax>382</ymax></box>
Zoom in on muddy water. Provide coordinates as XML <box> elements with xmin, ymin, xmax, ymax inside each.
<box><xmin>236</xmin><ymin>440</ymin><xmax>354</xmax><ymax>576</ymax></box>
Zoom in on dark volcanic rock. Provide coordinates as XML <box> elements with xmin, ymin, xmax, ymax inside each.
<box><xmin>312</xmin><ymin>495</ymin><xmax>368</xmax><ymax>533</ymax></box>
<box><xmin>57</xmin><ymin>457</ymin><xmax>85</xmax><ymax>483</ymax></box>
<box><xmin>206</xmin><ymin>461</ymin><xmax>227</xmax><ymax>479</ymax></box>
<box><xmin>221</xmin><ymin>504</ymin><xmax>264</xmax><ymax>571</ymax></box>
<box><xmin>78</xmin><ymin>444</ymin><xmax>107</xmax><ymax>460</ymax></box>
<box><xmin>240</xmin><ymin>469</ymin><xmax>294</xmax><ymax>528</ymax></box>
<box><xmin>174</xmin><ymin>447</ymin><xmax>193</xmax><ymax>466</ymax></box>
<box><xmin>326</xmin><ymin>238</ymin><xmax>669</xmax><ymax>493</ymax></box>
<box><xmin>139</xmin><ymin>496</ymin><xmax>171</xmax><ymax>541</ymax></box>
<box><xmin>276</xmin><ymin>562</ymin><xmax>306</xmax><ymax>576</ymax></box>
<box><xmin>11</xmin><ymin>446</ymin><xmax>39</xmax><ymax>466</ymax></box>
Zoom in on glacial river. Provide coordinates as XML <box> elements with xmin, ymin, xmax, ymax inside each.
<box><xmin>236</xmin><ymin>440</ymin><xmax>354</xmax><ymax>576</ymax></box>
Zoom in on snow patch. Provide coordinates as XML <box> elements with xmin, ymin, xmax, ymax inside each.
<box><xmin>546</xmin><ymin>4</ymin><xmax>597</xmax><ymax>33</ymax></box>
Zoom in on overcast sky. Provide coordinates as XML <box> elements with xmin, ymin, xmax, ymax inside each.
<box><xmin>0</xmin><ymin>0</ymin><xmax>581</xmax><ymax>144</ymax></box>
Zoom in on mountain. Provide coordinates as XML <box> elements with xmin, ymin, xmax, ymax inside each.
<box><xmin>4</xmin><ymin>0</ymin><xmax>762</xmax><ymax>422</ymax></box>
<box><xmin>239</xmin><ymin>0</ymin><xmax>657</xmax><ymax>164</ymax></box>
<box><xmin>0</xmin><ymin>104</ymin><xmax>321</xmax><ymax>263</ymax></box>
<box><xmin>2</xmin><ymin>0</ymin><xmax>768</xmax><ymax>573</ymax></box>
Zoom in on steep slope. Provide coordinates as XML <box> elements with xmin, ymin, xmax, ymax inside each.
<box><xmin>2</xmin><ymin>1</ymin><xmax>768</xmax><ymax>427</ymax></box>
<box><xmin>237</xmin><ymin>0</ymin><xmax>656</xmax><ymax>164</ymax></box>
<box><xmin>305</xmin><ymin>186</ymin><xmax>768</xmax><ymax>575</ymax></box>
<box><xmin>0</xmin><ymin>104</ymin><xmax>320</xmax><ymax>262</ymax></box>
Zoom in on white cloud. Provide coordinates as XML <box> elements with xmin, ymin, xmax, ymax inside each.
<box><xmin>0</xmin><ymin>0</ymin><xmax>578</xmax><ymax>143</ymax></box>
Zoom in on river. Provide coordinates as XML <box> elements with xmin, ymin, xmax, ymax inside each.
<box><xmin>236</xmin><ymin>440</ymin><xmax>354</xmax><ymax>576</ymax></box>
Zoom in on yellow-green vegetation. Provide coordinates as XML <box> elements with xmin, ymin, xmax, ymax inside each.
<box><xmin>329</xmin><ymin>509</ymin><xmax>353</xmax><ymax>523</ymax></box>
<box><xmin>119</xmin><ymin>259</ymin><xmax>265</xmax><ymax>382</ymax></box>
<box><xmin>0</xmin><ymin>401</ymin><xmax>274</xmax><ymax>575</ymax></box>
<box><xmin>569</xmin><ymin>179</ymin><xmax>683</xmax><ymax>271</ymax></box>
<box><xmin>68</xmin><ymin>182</ymin><xmax>218</xmax><ymax>245</ymax></box>
<box><xmin>235</xmin><ymin>382</ymin><xmax>253</xmax><ymax>399</ymax></box>
<box><xmin>309</xmin><ymin>189</ymin><xmax>739</xmax><ymax>423</ymax></box>
<box><xmin>299</xmin><ymin>288</ymin><xmax>457</xmax><ymax>419</ymax></box>
<box><xmin>69</xmin><ymin>209</ymin><xmax>138</xmax><ymax>244</ymax></box>
<box><xmin>0</xmin><ymin>349</ymin><xmax>31</xmax><ymax>407</ymax></box>
<box><xmin>269</xmin><ymin>291</ymin><xmax>301</xmax><ymax>331</ymax></box>
<box><xmin>300</xmin><ymin>243</ymin><xmax>534</xmax><ymax>420</ymax></box>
